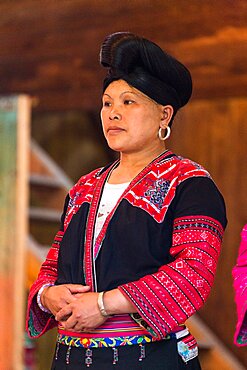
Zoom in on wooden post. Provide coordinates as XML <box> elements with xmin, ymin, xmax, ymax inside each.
<box><xmin>0</xmin><ymin>95</ymin><xmax>31</xmax><ymax>370</ymax></box>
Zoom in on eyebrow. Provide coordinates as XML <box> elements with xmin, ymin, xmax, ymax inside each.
<box><xmin>102</xmin><ymin>90</ymin><xmax>137</xmax><ymax>99</ymax></box>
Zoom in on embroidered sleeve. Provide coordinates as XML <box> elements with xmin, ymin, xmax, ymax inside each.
<box><xmin>232</xmin><ymin>225</ymin><xmax>247</xmax><ymax>346</ymax></box>
<box><xmin>26</xmin><ymin>230</ymin><xmax>64</xmax><ymax>338</ymax></box>
<box><xmin>26</xmin><ymin>195</ymin><xmax>70</xmax><ymax>338</ymax></box>
<box><xmin>119</xmin><ymin>177</ymin><xmax>227</xmax><ymax>339</ymax></box>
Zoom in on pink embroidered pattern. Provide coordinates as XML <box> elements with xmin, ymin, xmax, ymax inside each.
<box><xmin>119</xmin><ymin>216</ymin><xmax>224</xmax><ymax>339</ymax></box>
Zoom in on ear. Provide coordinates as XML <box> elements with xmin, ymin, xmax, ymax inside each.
<box><xmin>160</xmin><ymin>105</ymin><xmax>174</xmax><ymax>129</ymax></box>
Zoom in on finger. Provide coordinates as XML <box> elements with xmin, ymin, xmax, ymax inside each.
<box><xmin>62</xmin><ymin>292</ymin><xmax>77</xmax><ymax>304</ymax></box>
<box><xmin>72</xmin><ymin>293</ymin><xmax>93</xmax><ymax>300</ymax></box>
<box><xmin>66</xmin><ymin>284</ymin><xmax>91</xmax><ymax>294</ymax></box>
<box><xmin>59</xmin><ymin>313</ymin><xmax>71</xmax><ymax>321</ymax></box>
<box><xmin>63</xmin><ymin>315</ymin><xmax>80</xmax><ymax>330</ymax></box>
<box><xmin>62</xmin><ymin>288</ymin><xmax>89</xmax><ymax>304</ymax></box>
<box><xmin>55</xmin><ymin>305</ymin><xmax>73</xmax><ymax>321</ymax></box>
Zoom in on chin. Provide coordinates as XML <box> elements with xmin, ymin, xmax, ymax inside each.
<box><xmin>107</xmin><ymin>144</ymin><xmax>124</xmax><ymax>153</ymax></box>
<box><xmin>106</xmin><ymin>139</ymin><xmax>126</xmax><ymax>152</ymax></box>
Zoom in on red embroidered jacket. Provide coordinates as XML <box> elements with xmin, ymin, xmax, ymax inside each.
<box><xmin>26</xmin><ymin>151</ymin><xmax>227</xmax><ymax>340</ymax></box>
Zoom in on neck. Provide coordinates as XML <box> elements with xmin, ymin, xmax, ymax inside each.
<box><xmin>120</xmin><ymin>145</ymin><xmax>167</xmax><ymax>169</ymax></box>
<box><xmin>108</xmin><ymin>145</ymin><xmax>168</xmax><ymax>184</ymax></box>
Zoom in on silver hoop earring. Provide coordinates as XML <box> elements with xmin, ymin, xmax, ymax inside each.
<box><xmin>158</xmin><ymin>126</ymin><xmax>171</xmax><ymax>141</ymax></box>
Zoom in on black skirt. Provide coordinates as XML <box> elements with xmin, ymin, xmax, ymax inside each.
<box><xmin>51</xmin><ymin>339</ymin><xmax>201</xmax><ymax>370</ymax></box>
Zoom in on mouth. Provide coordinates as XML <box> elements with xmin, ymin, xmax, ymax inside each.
<box><xmin>107</xmin><ymin>126</ymin><xmax>125</xmax><ymax>134</ymax></box>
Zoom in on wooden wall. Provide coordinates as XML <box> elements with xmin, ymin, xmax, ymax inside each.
<box><xmin>169</xmin><ymin>97</ymin><xmax>247</xmax><ymax>367</ymax></box>
<box><xmin>0</xmin><ymin>0</ymin><xmax>247</xmax><ymax>111</ymax></box>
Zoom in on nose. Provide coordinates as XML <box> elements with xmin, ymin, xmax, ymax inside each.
<box><xmin>109</xmin><ymin>108</ymin><xmax>121</xmax><ymax>120</ymax></box>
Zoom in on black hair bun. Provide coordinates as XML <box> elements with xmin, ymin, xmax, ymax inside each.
<box><xmin>100</xmin><ymin>32</ymin><xmax>192</xmax><ymax>111</ymax></box>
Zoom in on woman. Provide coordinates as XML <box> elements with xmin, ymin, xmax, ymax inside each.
<box><xmin>26</xmin><ymin>32</ymin><xmax>227</xmax><ymax>369</ymax></box>
<box><xmin>232</xmin><ymin>224</ymin><xmax>247</xmax><ymax>346</ymax></box>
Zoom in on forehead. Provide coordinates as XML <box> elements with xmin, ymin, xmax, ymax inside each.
<box><xmin>103</xmin><ymin>79</ymin><xmax>158</xmax><ymax>106</ymax></box>
<box><xmin>104</xmin><ymin>79</ymin><xmax>134</xmax><ymax>95</ymax></box>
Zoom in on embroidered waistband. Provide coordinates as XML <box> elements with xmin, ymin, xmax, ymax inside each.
<box><xmin>57</xmin><ymin>328</ymin><xmax>189</xmax><ymax>349</ymax></box>
<box><xmin>55</xmin><ymin>328</ymin><xmax>190</xmax><ymax>367</ymax></box>
<box><xmin>57</xmin><ymin>333</ymin><xmax>157</xmax><ymax>348</ymax></box>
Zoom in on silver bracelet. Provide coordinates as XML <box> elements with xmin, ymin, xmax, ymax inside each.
<box><xmin>97</xmin><ymin>291</ymin><xmax>110</xmax><ymax>317</ymax></box>
<box><xmin>37</xmin><ymin>283</ymin><xmax>53</xmax><ymax>313</ymax></box>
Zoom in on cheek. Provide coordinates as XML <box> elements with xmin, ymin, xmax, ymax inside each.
<box><xmin>139</xmin><ymin>110</ymin><xmax>160</xmax><ymax>132</ymax></box>
<box><xmin>100</xmin><ymin>109</ymin><xmax>107</xmax><ymax>134</ymax></box>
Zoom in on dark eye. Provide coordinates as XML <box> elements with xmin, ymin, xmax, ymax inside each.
<box><xmin>103</xmin><ymin>101</ymin><xmax>111</xmax><ymax>107</ymax></box>
<box><xmin>124</xmin><ymin>99</ymin><xmax>134</xmax><ymax>105</ymax></box>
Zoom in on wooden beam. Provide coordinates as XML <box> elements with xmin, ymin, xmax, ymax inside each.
<box><xmin>0</xmin><ymin>95</ymin><xmax>31</xmax><ymax>370</ymax></box>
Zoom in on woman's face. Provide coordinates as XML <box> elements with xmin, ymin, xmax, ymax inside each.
<box><xmin>101</xmin><ymin>80</ymin><xmax>166</xmax><ymax>154</ymax></box>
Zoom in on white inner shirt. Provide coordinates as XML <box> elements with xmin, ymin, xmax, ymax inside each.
<box><xmin>94</xmin><ymin>181</ymin><xmax>130</xmax><ymax>243</ymax></box>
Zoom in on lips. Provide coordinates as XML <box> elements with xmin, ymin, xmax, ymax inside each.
<box><xmin>107</xmin><ymin>126</ymin><xmax>125</xmax><ymax>134</ymax></box>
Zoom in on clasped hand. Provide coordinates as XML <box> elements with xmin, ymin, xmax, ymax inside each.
<box><xmin>42</xmin><ymin>284</ymin><xmax>107</xmax><ymax>332</ymax></box>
